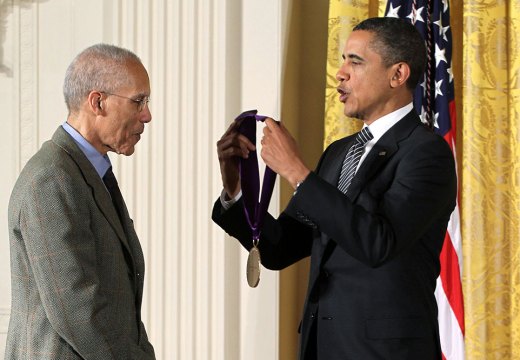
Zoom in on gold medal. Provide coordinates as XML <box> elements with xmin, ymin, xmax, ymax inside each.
<box><xmin>246</xmin><ymin>245</ymin><xmax>261</xmax><ymax>288</ymax></box>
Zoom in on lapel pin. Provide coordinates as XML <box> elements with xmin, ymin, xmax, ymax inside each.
<box><xmin>379</xmin><ymin>151</ymin><xmax>387</xmax><ymax>156</ymax></box>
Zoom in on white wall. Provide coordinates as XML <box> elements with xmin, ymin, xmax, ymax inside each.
<box><xmin>0</xmin><ymin>0</ymin><xmax>285</xmax><ymax>359</ymax></box>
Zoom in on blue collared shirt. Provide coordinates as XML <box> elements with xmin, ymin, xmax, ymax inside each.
<box><xmin>61</xmin><ymin>122</ymin><xmax>111</xmax><ymax>178</ymax></box>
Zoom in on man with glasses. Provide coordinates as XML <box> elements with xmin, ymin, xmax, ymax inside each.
<box><xmin>6</xmin><ymin>44</ymin><xmax>155</xmax><ymax>359</ymax></box>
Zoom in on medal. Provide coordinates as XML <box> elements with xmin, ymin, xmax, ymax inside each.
<box><xmin>247</xmin><ymin>244</ymin><xmax>261</xmax><ymax>288</ymax></box>
<box><xmin>236</xmin><ymin>110</ymin><xmax>278</xmax><ymax>288</ymax></box>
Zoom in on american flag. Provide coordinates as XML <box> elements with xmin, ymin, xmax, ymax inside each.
<box><xmin>385</xmin><ymin>1</ymin><xmax>465</xmax><ymax>359</ymax></box>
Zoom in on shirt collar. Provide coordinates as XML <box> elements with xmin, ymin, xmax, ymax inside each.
<box><xmin>365</xmin><ymin>103</ymin><xmax>413</xmax><ymax>144</ymax></box>
<box><xmin>62</xmin><ymin>122</ymin><xmax>111</xmax><ymax>178</ymax></box>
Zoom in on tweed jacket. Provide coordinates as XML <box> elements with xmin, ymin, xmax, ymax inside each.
<box><xmin>5</xmin><ymin>126</ymin><xmax>155</xmax><ymax>360</ymax></box>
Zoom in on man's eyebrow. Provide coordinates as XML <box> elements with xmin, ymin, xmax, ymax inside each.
<box><xmin>342</xmin><ymin>53</ymin><xmax>364</xmax><ymax>62</ymax></box>
<box><xmin>133</xmin><ymin>92</ymin><xmax>150</xmax><ymax>99</ymax></box>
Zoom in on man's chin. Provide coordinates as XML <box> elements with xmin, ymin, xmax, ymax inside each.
<box><xmin>343</xmin><ymin>109</ymin><xmax>361</xmax><ymax>120</ymax></box>
<box><xmin>111</xmin><ymin>146</ymin><xmax>135</xmax><ymax>156</ymax></box>
<box><xmin>122</xmin><ymin>148</ymin><xmax>136</xmax><ymax>156</ymax></box>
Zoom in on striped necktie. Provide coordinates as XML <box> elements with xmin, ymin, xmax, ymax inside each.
<box><xmin>337</xmin><ymin>127</ymin><xmax>373</xmax><ymax>194</ymax></box>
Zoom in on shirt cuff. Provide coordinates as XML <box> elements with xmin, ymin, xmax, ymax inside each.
<box><xmin>220</xmin><ymin>189</ymin><xmax>242</xmax><ymax>210</ymax></box>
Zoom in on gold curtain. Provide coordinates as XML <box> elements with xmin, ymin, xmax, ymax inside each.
<box><xmin>462</xmin><ymin>0</ymin><xmax>520</xmax><ymax>358</ymax></box>
<box><xmin>324</xmin><ymin>1</ymin><xmax>520</xmax><ymax>358</ymax></box>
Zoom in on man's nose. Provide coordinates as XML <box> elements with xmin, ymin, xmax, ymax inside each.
<box><xmin>336</xmin><ymin>64</ymin><xmax>348</xmax><ymax>82</ymax></box>
<box><xmin>140</xmin><ymin>106</ymin><xmax>152</xmax><ymax>123</ymax></box>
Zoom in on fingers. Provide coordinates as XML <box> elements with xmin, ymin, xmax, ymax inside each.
<box><xmin>217</xmin><ymin>135</ymin><xmax>251</xmax><ymax>159</ymax></box>
<box><xmin>263</xmin><ymin>118</ymin><xmax>279</xmax><ymax>135</ymax></box>
<box><xmin>217</xmin><ymin>123</ymin><xmax>256</xmax><ymax>160</ymax></box>
<box><xmin>264</xmin><ymin>117</ymin><xmax>291</xmax><ymax>139</ymax></box>
<box><xmin>222</xmin><ymin>119</ymin><xmax>241</xmax><ymax>138</ymax></box>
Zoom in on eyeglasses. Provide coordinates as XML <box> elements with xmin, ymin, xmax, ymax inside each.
<box><xmin>101</xmin><ymin>91</ymin><xmax>150</xmax><ymax>112</ymax></box>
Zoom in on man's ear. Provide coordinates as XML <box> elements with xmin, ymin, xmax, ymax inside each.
<box><xmin>390</xmin><ymin>62</ymin><xmax>411</xmax><ymax>88</ymax></box>
<box><xmin>87</xmin><ymin>91</ymin><xmax>104</xmax><ymax>114</ymax></box>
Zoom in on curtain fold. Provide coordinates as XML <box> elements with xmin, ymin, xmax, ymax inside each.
<box><xmin>461</xmin><ymin>0</ymin><xmax>520</xmax><ymax>358</ymax></box>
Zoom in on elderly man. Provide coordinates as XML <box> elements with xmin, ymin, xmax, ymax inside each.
<box><xmin>6</xmin><ymin>44</ymin><xmax>155</xmax><ymax>359</ymax></box>
<box><xmin>213</xmin><ymin>17</ymin><xmax>456</xmax><ymax>359</ymax></box>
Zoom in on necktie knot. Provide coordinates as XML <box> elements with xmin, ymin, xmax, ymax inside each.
<box><xmin>355</xmin><ymin>127</ymin><xmax>373</xmax><ymax>146</ymax></box>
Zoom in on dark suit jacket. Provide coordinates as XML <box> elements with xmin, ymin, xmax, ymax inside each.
<box><xmin>6</xmin><ymin>127</ymin><xmax>155</xmax><ymax>359</ymax></box>
<box><xmin>213</xmin><ymin>111</ymin><xmax>457</xmax><ymax>360</ymax></box>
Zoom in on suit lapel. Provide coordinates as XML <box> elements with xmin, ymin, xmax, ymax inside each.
<box><xmin>322</xmin><ymin>136</ymin><xmax>357</xmax><ymax>187</ymax></box>
<box><xmin>347</xmin><ymin>111</ymin><xmax>421</xmax><ymax>201</ymax></box>
<box><xmin>51</xmin><ymin>127</ymin><xmax>135</xmax><ymax>262</ymax></box>
<box><xmin>314</xmin><ymin>137</ymin><xmax>355</xmax><ymax>251</ymax></box>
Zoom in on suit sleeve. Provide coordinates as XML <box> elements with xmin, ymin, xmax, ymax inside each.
<box><xmin>19</xmin><ymin>166</ymin><xmax>153</xmax><ymax>360</ymax></box>
<box><xmin>285</xmin><ymin>134</ymin><xmax>457</xmax><ymax>268</ymax></box>
<box><xmin>211</xmin><ymin>144</ymin><xmax>339</xmax><ymax>270</ymax></box>
<box><xmin>212</xmin><ymin>196</ymin><xmax>314</xmax><ymax>270</ymax></box>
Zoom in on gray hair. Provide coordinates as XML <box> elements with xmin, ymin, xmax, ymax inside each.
<box><xmin>63</xmin><ymin>43</ymin><xmax>142</xmax><ymax>114</ymax></box>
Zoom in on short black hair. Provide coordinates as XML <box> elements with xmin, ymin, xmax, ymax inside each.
<box><xmin>353</xmin><ymin>17</ymin><xmax>426</xmax><ymax>90</ymax></box>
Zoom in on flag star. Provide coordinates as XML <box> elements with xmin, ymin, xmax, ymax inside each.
<box><xmin>386</xmin><ymin>4</ymin><xmax>401</xmax><ymax>18</ymax></box>
<box><xmin>433</xmin><ymin>112</ymin><xmax>440</xmax><ymax>129</ymax></box>
<box><xmin>434</xmin><ymin>17</ymin><xmax>450</xmax><ymax>42</ymax></box>
<box><xmin>420</xmin><ymin>106</ymin><xmax>429</xmax><ymax>125</ymax></box>
<box><xmin>435</xmin><ymin>44</ymin><xmax>447</xmax><ymax>66</ymax></box>
<box><xmin>447</xmin><ymin>66</ymin><xmax>454</xmax><ymax>83</ymax></box>
<box><xmin>407</xmin><ymin>6</ymin><xmax>425</xmax><ymax>25</ymax></box>
<box><xmin>420</xmin><ymin>77</ymin><xmax>427</xmax><ymax>96</ymax></box>
<box><xmin>435</xmin><ymin>79</ymin><xmax>444</xmax><ymax>98</ymax></box>
<box><xmin>441</xmin><ymin>0</ymin><xmax>449</xmax><ymax>13</ymax></box>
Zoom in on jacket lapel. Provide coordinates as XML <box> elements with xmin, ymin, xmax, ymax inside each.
<box><xmin>51</xmin><ymin>127</ymin><xmax>135</xmax><ymax>261</ymax></box>
<box><xmin>314</xmin><ymin>136</ymin><xmax>355</xmax><ymax>250</ymax></box>
<box><xmin>347</xmin><ymin>110</ymin><xmax>421</xmax><ymax>201</ymax></box>
<box><xmin>321</xmin><ymin>136</ymin><xmax>357</xmax><ymax>187</ymax></box>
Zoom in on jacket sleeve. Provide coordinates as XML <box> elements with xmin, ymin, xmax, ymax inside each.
<box><xmin>211</xmin><ymin>143</ymin><xmax>339</xmax><ymax>270</ymax></box>
<box><xmin>285</xmin><ymin>134</ymin><xmax>457</xmax><ymax>268</ymax></box>
<box><xmin>212</xmin><ymin>196</ymin><xmax>314</xmax><ymax>270</ymax></box>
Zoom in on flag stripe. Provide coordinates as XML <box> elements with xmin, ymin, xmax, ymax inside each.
<box><xmin>439</xmin><ymin>230</ymin><xmax>465</xmax><ymax>332</ymax></box>
<box><xmin>436</xmin><ymin>277</ymin><xmax>466</xmax><ymax>358</ymax></box>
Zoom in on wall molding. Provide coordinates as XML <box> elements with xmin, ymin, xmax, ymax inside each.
<box><xmin>1</xmin><ymin>1</ymin><xmax>284</xmax><ymax>359</ymax></box>
<box><xmin>19</xmin><ymin>2</ymin><xmax>39</xmax><ymax>168</ymax></box>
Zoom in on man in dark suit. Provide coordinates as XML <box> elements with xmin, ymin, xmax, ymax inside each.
<box><xmin>213</xmin><ymin>17</ymin><xmax>456</xmax><ymax>359</ymax></box>
<box><xmin>6</xmin><ymin>44</ymin><xmax>155</xmax><ymax>359</ymax></box>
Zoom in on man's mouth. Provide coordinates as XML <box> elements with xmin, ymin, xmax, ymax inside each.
<box><xmin>337</xmin><ymin>87</ymin><xmax>349</xmax><ymax>103</ymax></box>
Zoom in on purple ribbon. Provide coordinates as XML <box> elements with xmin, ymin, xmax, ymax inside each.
<box><xmin>236</xmin><ymin>109</ymin><xmax>278</xmax><ymax>245</ymax></box>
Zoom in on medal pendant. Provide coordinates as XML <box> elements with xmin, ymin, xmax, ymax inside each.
<box><xmin>246</xmin><ymin>245</ymin><xmax>261</xmax><ymax>288</ymax></box>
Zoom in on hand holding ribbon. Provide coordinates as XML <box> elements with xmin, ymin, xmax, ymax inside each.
<box><xmin>260</xmin><ymin>118</ymin><xmax>310</xmax><ymax>189</ymax></box>
<box><xmin>216</xmin><ymin>117</ymin><xmax>256</xmax><ymax>199</ymax></box>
